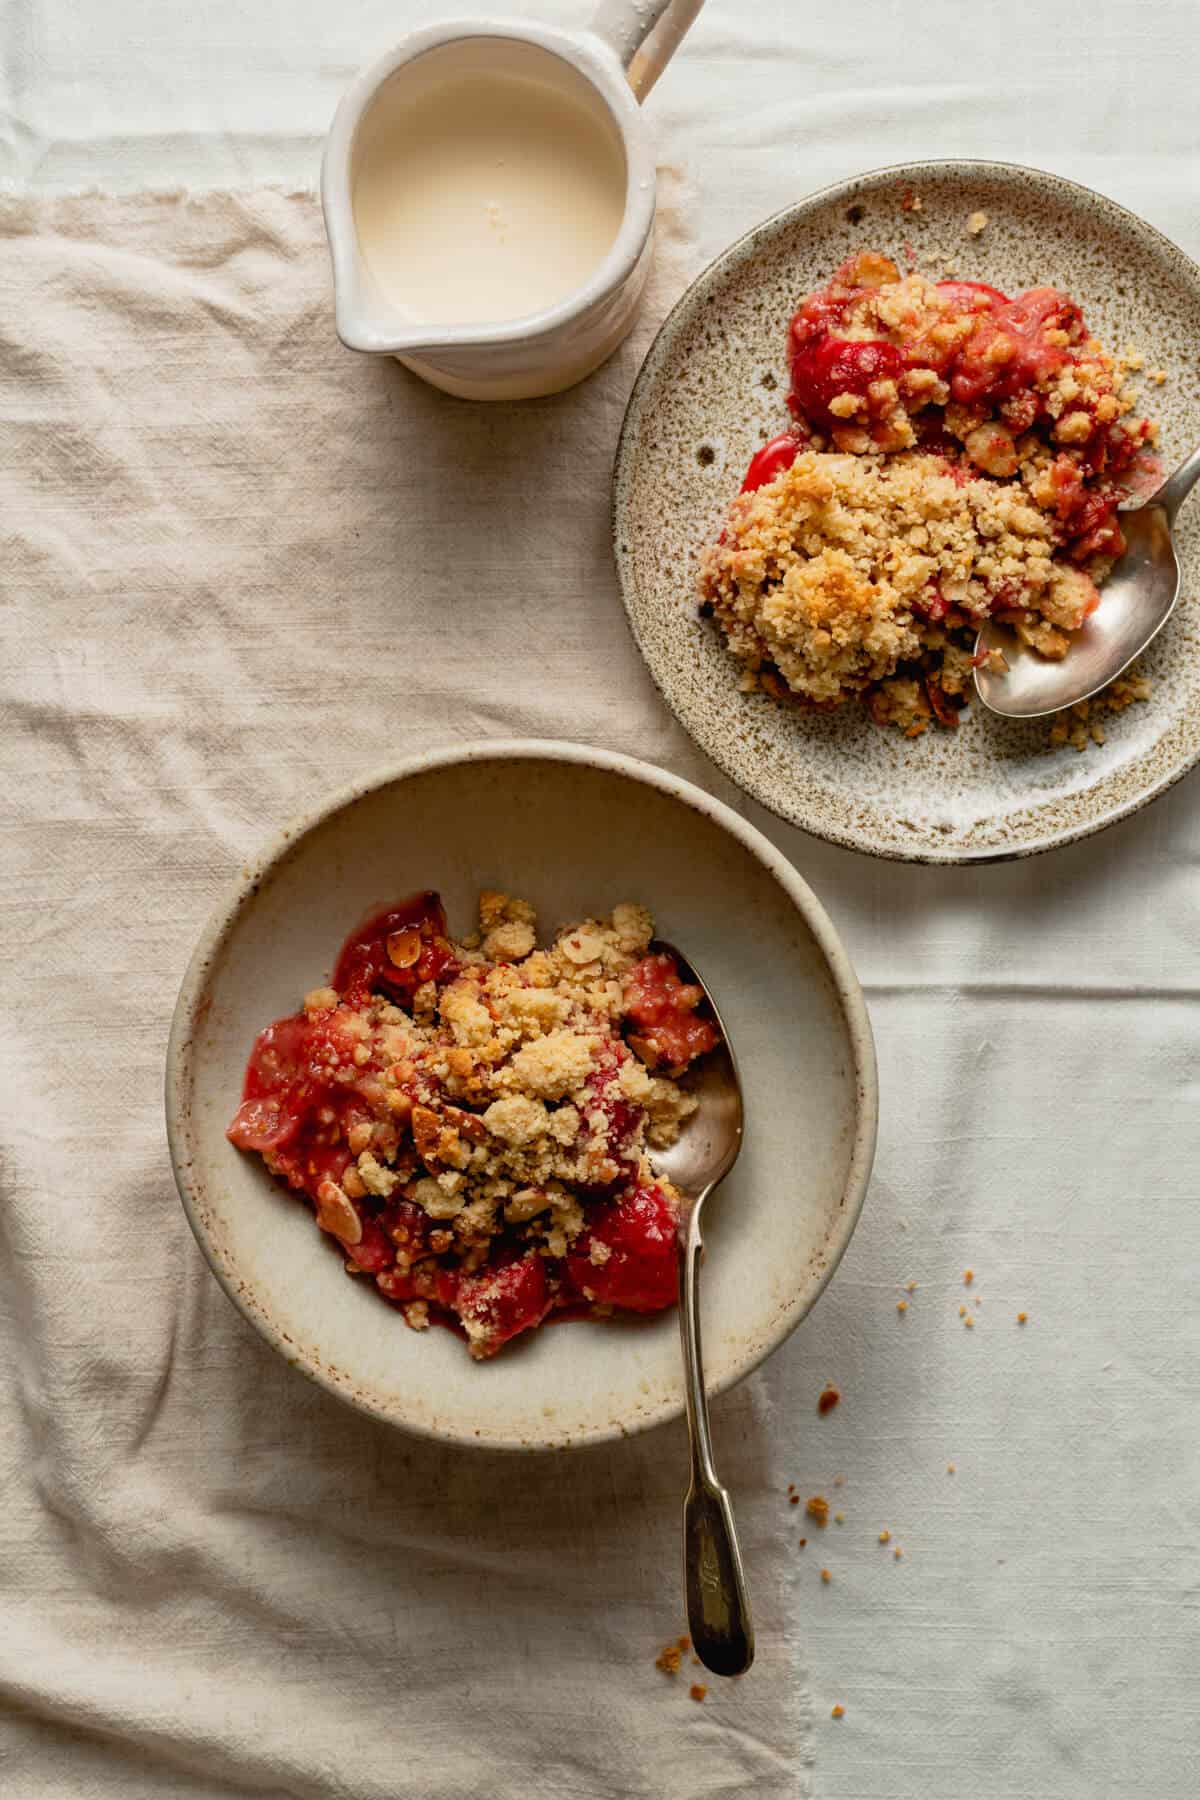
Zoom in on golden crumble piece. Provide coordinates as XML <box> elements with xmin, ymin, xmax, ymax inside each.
<box><xmin>303</xmin><ymin>986</ymin><xmax>339</xmax><ymax>1015</ymax></box>
<box><xmin>966</xmin><ymin>210</ymin><xmax>989</xmax><ymax>235</ymax></box>
<box><xmin>504</xmin><ymin>1029</ymin><xmax>600</xmax><ymax>1101</ymax></box>
<box><xmin>478</xmin><ymin>889</ymin><xmax>536</xmax><ymax>930</ymax></box>
<box><xmin>439</xmin><ymin>981</ymin><xmax>493</xmax><ymax>1047</ymax></box>
<box><xmin>655</xmin><ymin>1644</ymin><xmax>683</xmax><ymax>1676</ymax></box>
<box><xmin>611</xmin><ymin>900</ymin><xmax>654</xmax><ymax>953</ymax></box>
<box><xmin>483</xmin><ymin>917</ymin><xmax>537</xmax><ymax>962</ymax></box>
<box><xmin>481</xmin><ymin>1093</ymin><xmax>549</xmax><ymax>1147</ymax></box>
<box><xmin>357</xmin><ymin>1150</ymin><xmax>398</xmax><ymax>1198</ymax></box>
<box><xmin>689</xmin><ymin>1683</ymin><xmax>708</xmax><ymax>1703</ymax></box>
<box><xmin>806</xmin><ymin>1495</ymin><xmax>830</xmax><ymax>1527</ymax></box>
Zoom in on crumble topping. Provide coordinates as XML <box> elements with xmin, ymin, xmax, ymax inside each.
<box><xmin>700</xmin><ymin>250</ymin><xmax>1162</xmax><ymax>744</ymax></box>
<box><xmin>228</xmin><ymin>891</ymin><xmax>720</xmax><ymax>1358</ymax></box>
<box><xmin>703</xmin><ymin>449</ymin><xmax>1083</xmax><ymax>710</ymax></box>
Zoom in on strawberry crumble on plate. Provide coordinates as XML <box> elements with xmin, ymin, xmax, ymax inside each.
<box><xmin>700</xmin><ymin>250</ymin><xmax>1162</xmax><ymax>740</ymax></box>
<box><xmin>227</xmin><ymin>889</ymin><xmax>719</xmax><ymax>1359</ymax></box>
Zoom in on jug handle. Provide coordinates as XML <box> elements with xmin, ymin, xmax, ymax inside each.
<box><xmin>590</xmin><ymin>0</ymin><xmax>704</xmax><ymax>101</ymax></box>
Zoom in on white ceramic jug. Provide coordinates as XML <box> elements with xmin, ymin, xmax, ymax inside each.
<box><xmin>321</xmin><ymin>2</ymin><xmax>703</xmax><ymax>401</ymax></box>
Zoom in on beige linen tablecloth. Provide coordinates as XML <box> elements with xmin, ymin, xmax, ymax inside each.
<box><xmin>4</xmin><ymin>180</ymin><xmax>1200</xmax><ymax>1800</ymax></box>
<box><xmin>0</xmin><ymin>188</ymin><xmax>818</xmax><ymax>1797</ymax></box>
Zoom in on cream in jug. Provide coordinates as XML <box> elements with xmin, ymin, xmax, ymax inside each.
<box><xmin>352</xmin><ymin>67</ymin><xmax>628</xmax><ymax>327</ymax></box>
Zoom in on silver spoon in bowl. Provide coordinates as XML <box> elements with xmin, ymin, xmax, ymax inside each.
<box><xmin>973</xmin><ymin>443</ymin><xmax>1200</xmax><ymax>719</ymax></box>
<box><xmin>647</xmin><ymin>939</ymin><xmax>753</xmax><ymax>1679</ymax></box>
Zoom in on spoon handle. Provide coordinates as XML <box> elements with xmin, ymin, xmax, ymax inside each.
<box><xmin>678</xmin><ymin>1205</ymin><xmax>755</xmax><ymax>1677</ymax></box>
<box><xmin>1158</xmin><ymin>442</ymin><xmax>1200</xmax><ymax>522</ymax></box>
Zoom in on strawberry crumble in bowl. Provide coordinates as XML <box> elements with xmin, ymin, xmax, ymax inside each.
<box><xmin>700</xmin><ymin>249</ymin><xmax>1163</xmax><ymax>739</ymax></box>
<box><xmin>226</xmin><ymin>888</ymin><xmax>721</xmax><ymax>1361</ymax></box>
<box><xmin>614</xmin><ymin>161</ymin><xmax>1200</xmax><ymax>861</ymax></box>
<box><xmin>167</xmin><ymin>743</ymin><xmax>876</xmax><ymax>1448</ymax></box>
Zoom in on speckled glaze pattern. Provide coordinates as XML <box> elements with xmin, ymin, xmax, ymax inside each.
<box><xmin>613</xmin><ymin>161</ymin><xmax>1200</xmax><ymax>862</ymax></box>
<box><xmin>165</xmin><ymin>742</ymin><xmax>877</xmax><ymax>1452</ymax></box>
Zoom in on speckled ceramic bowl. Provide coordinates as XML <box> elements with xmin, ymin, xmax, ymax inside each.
<box><xmin>614</xmin><ymin>160</ymin><xmax>1200</xmax><ymax>861</ymax></box>
<box><xmin>165</xmin><ymin>742</ymin><xmax>876</xmax><ymax>1451</ymax></box>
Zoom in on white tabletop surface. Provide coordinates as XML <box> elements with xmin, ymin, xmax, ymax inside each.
<box><xmin>4</xmin><ymin>2</ymin><xmax>1200</xmax><ymax>1795</ymax></box>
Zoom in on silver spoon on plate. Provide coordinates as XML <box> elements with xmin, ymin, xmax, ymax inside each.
<box><xmin>973</xmin><ymin>443</ymin><xmax>1200</xmax><ymax>719</ymax></box>
<box><xmin>647</xmin><ymin>939</ymin><xmax>753</xmax><ymax>1678</ymax></box>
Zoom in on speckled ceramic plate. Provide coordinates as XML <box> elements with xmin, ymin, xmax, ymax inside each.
<box><xmin>166</xmin><ymin>743</ymin><xmax>876</xmax><ymax>1451</ymax></box>
<box><xmin>614</xmin><ymin>160</ymin><xmax>1200</xmax><ymax>861</ymax></box>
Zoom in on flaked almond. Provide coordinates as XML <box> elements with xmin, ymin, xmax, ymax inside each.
<box><xmin>412</xmin><ymin>1104</ymin><xmax>441</xmax><ymax>1161</ymax></box>
<box><xmin>445</xmin><ymin>1103</ymin><xmax>488</xmax><ymax>1145</ymax></box>
<box><xmin>315</xmin><ymin>1178</ymin><xmax>362</xmax><ymax>1246</ymax></box>
<box><xmin>386</xmin><ymin>927</ymin><xmax>421</xmax><ymax>969</ymax></box>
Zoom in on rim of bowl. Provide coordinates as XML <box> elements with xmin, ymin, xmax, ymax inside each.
<box><xmin>612</xmin><ymin>156</ymin><xmax>1200</xmax><ymax>865</ymax></box>
<box><xmin>165</xmin><ymin>739</ymin><xmax>879</xmax><ymax>1451</ymax></box>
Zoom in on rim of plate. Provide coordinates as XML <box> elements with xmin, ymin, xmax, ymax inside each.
<box><xmin>165</xmin><ymin>738</ymin><xmax>879</xmax><ymax>1450</ymax></box>
<box><xmin>613</xmin><ymin>157</ymin><xmax>1200</xmax><ymax>864</ymax></box>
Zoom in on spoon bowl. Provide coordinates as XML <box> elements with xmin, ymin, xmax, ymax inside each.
<box><xmin>650</xmin><ymin>939</ymin><xmax>754</xmax><ymax>1679</ymax></box>
<box><xmin>974</xmin><ymin>444</ymin><xmax>1200</xmax><ymax>720</ymax></box>
<box><xmin>644</xmin><ymin>970</ymin><xmax>743</xmax><ymax>1200</ymax></box>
